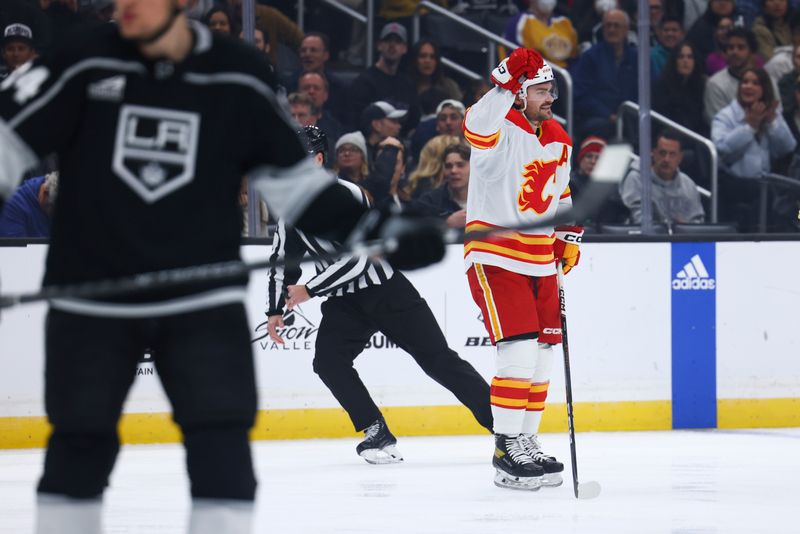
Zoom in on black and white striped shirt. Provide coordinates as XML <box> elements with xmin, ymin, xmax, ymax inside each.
<box><xmin>266</xmin><ymin>179</ymin><xmax>394</xmax><ymax>315</ymax></box>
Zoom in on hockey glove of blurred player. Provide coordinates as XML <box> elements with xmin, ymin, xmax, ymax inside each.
<box><xmin>490</xmin><ymin>48</ymin><xmax>544</xmax><ymax>93</ymax></box>
<box><xmin>554</xmin><ymin>225</ymin><xmax>583</xmax><ymax>275</ymax></box>
<box><xmin>346</xmin><ymin>204</ymin><xmax>446</xmax><ymax>271</ymax></box>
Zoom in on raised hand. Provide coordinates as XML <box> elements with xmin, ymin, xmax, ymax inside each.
<box><xmin>490</xmin><ymin>48</ymin><xmax>544</xmax><ymax>93</ymax></box>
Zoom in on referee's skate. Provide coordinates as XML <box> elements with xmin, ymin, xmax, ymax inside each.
<box><xmin>356</xmin><ymin>416</ymin><xmax>403</xmax><ymax>464</ymax></box>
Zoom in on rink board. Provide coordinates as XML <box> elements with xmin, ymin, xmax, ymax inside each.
<box><xmin>0</xmin><ymin>242</ymin><xmax>798</xmax><ymax>448</ymax></box>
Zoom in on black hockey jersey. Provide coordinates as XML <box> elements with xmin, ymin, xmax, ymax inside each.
<box><xmin>0</xmin><ymin>21</ymin><xmax>332</xmax><ymax>314</ymax></box>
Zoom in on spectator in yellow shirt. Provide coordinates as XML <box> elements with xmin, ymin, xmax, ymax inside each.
<box><xmin>502</xmin><ymin>0</ymin><xmax>579</xmax><ymax>68</ymax></box>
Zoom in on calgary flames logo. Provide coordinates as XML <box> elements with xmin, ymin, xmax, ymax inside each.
<box><xmin>517</xmin><ymin>145</ymin><xmax>570</xmax><ymax>214</ymax></box>
<box><xmin>517</xmin><ymin>159</ymin><xmax>559</xmax><ymax>214</ymax></box>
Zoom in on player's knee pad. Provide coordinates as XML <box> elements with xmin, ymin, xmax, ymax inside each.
<box><xmin>533</xmin><ymin>343</ymin><xmax>555</xmax><ymax>383</ymax></box>
<box><xmin>38</xmin><ymin>431</ymin><xmax>119</xmax><ymax>498</ymax></box>
<box><xmin>495</xmin><ymin>338</ymin><xmax>538</xmax><ymax>379</ymax></box>
<box><xmin>184</xmin><ymin>425</ymin><xmax>257</xmax><ymax>501</ymax></box>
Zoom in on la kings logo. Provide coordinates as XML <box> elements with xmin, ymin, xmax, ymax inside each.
<box><xmin>113</xmin><ymin>105</ymin><xmax>200</xmax><ymax>203</ymax></box>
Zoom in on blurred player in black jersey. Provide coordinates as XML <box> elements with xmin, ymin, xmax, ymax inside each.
<box><xmin>0</xmin><ymin>0</ymin><xmax>443</xmax><ymax>532</ymax></box>
<box><xmin>266</xmin><ymin>127</ymin><xmax>493</xmax><ymax>464</ymax></box>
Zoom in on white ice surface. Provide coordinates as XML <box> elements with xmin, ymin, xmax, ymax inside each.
<box><xmin>0</xmin><ymin>429</ymin><xmax>797</xmax><ymax>533</ymax></box>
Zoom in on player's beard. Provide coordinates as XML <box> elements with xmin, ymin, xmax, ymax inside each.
<box><xmin>524</xmin><ymin>104</ymin><xmax>552</xmax><ymax>123</ymax></box>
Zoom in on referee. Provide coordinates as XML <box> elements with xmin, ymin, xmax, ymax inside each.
<box><xmin>267</xmin><ymin>126</ymin><xmax>493</xmax><ymax>463</ymax></box>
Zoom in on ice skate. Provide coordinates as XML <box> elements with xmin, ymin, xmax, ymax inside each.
<box><xmin>519</xmin><ymin>434</ymin><xmax>564</xmax><ymax>487</ymax></box>
<box><xmin>492</xmin><ymin>434</ymin><xmax>543</xmax><ymax>491</ymax></box>
<box><xmin>356</xmin><ymin>417</ymin><xmax>403</xmax><ymax>464</ymax></box>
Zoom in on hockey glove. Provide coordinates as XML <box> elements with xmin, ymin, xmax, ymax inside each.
<box><xmin>490</xmin><ymin>48</ymin><xmax>544</xmax><ymax>93</ymax></box>
<box><xmin>554</xmin><ymin>225</ymin><xmax>583</xmax><ymax>275</ymax></box>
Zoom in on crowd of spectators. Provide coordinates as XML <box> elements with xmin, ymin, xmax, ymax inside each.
<box><xmin>4</xmin><ymin>0</ymin><xmax>800</xmax><ymax>235</ymax></box>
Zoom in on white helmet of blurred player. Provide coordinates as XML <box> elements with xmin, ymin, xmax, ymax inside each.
<box><xmin>517</xmin><ymin>61</ymin><xmax>558</xmax><ymax>112</ymax></box>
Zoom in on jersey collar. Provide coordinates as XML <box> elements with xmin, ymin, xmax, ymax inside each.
<box><xmin>505</xmin><ymin>108</ymin><xmax>536</xmax><ymax>135</ymax></box>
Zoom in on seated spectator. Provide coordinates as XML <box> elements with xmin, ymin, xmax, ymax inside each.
<box><xmin>410</xmin><ymin>99</ymin><xmax>466</xmax><ymax>163</ymax></box>
<box><xmin>572</xmin><ymin>0</ymin><xmax>615</xmax><ymax>45</ymax></box>
<box><xmin>288</xmin><ymin>92</ymin><xmax>318</xmax><ymax>127</ymax></box>
<box><xmin>570</xmin><ymin>135</ymin><xmax>629</xmax><ymax>223</ymax></box>
<box><xmin>712</xmin><ymin>67</ymin><xmax>796</xmax><ymax>228</ymax></box>
<box><xmin>620</xmin><ymin>131</ymin><xmax>706</xmax><ymax>224</ymax></box>
<box><xmin>226</xmin><ymin>0</ymin><xmax>304</xmax><ymax>73</ymax></box>
<box><xmin>0</xmin><ymin>172</ymin><xmax>57</xmax><ymax>238</ymax></box>
<box><xmin>334</xmin><ymin>131</ymin><xmax>369</xmax><ymax>184</ymax></box>
<box><xmin>298</xmin><ymin>71</ymin><xmax>345</xmax><ymax>151</ymax></box>
<box><xmin>777</xmin><ymin>43</ymin><xmax>800</xmax><ymax>112</ymax></box>
<box><xmin>463</xmin><ymin>78</ymin><xmax>492</xmax><ymax>108</ymax></box>
<box><xmin>334</xmin><ymin>131</ymin><xmax>404</xmax><ymax>206</ymax></box>
<box><xmin>705</xmin><ymin>16</ymin><xmax>736</xmax><ymax>75</ymax></box>
<box><xmin>570</xmin><ymin>136</ymin><xmax>606</xmax><ymax>200</ymax></box>
<box><xmin>409</xmin><ymin>88</ymin><xmax>449</xmax><ymax>162</ymax></box>
<box><xmin>687</xmin><ymin>0</ymin><xmax>743</xmax><ymax>63</ymax></box>
<box><xmin>411</xmin><ymin>144</ymin><xmax>470</xmax><ymax>230</ymax></box>
<box><xmin>348</xmin><ymin>23</ymin><xmax>419</xmax><ymax>135</ymax></box>
<box><xmin>704</xmin><ymin>27</ymin><xmax>759</xmax><ymax>123</ymax></box>
<box><xmin>574</xmin><ymin>0</ymin><xmax>638</xmax><ymax>52</ymax></box>
<box><xmin>503</xmin><ymin>0</ymin><xmax>579</xmax><ymax>68</ymax></box>
<box><xmin>435</xmin><ymin>99</ymin><xmax>466</xmax><ymax>137</ymax></box>
<box><xmin>1</xmin><ymin>23</ymin><xmax>36</xmax><ymax>76</ymax></box>
<box><xmin>401</xmin><ymin>135</ymin><xmax>462</xmax><ymax>201</ymax></box>
<box><xmin>408</xmin><ymin>39</ymin><xmax>463</xmax><ymax>101</ymax></box>
<box><xmin>203</xmin><ymin>4</ymin><xmax>238</xmax><ymax>36</ymax></box>
<box><xmin>360</xmin><ymin>100</ymin><xmax>407</xmax><ymax>164</ymax></box>
<box><xmin>572</xmin><ymin>9</ymin><xmax>638</xmax><ymax>140</ymax></box>
<box><xmin>240</xmin><ymin>27</ymin><xmax>267</xmax><ymax>54</ymax></box>
<box><xmin>784</xmin><ymin>75</ymin><xmax>800</xmax><ymax>141</ymax></box>
<box><xmin>753</xmin><ymin>0</ymin><xmax>792</xmax><ymax>60</ymax></box>
<box><xmin>654</xmin><ymin>41</ymin><xmax>709</xmax><ymax>136</ymax></box>
<box><xmin>651</xmin><ymin>16</ymin><xmax>685</xmax><ymax>80</ymax></box>
<box><xmin>292</xmin><ymin>32</ymin><xmax>349</xmax><ymax>127</ymax></box>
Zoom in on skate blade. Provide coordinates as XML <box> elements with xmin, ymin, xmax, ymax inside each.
<box><xmin>493</xmin><ymin>470</ymin><xmax>541</xmax><ymax>491</ymax></box>
<box><xmin>359</xmin><ymin>445</ymin><xmax>404</xmax><ymax>465</ymax></box>
<box><xmin>541</xmin><ymin>473</ymin><xmax>563</xmax><ymax>487</ymax></box>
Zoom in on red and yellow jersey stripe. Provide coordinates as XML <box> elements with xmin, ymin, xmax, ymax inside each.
<box><xmin>464</xmin><ymin>220</ymin><xmax>555</xmax><ymax>265</ymax></box>
<box><xmin>463</xmin><ymin>109</ymin><xmax>500</xmax><ymax>150</ymax></box>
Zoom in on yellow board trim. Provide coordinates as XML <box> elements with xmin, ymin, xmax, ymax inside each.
<box><xmin>1</xmin><ymin>399</ymin><xmax>797</xmax><ymax>449</ymax></box>
<box><xmin>717</xmin><ymin>398</ymin><xmax>800</xmax><ymax>428</ymax></box>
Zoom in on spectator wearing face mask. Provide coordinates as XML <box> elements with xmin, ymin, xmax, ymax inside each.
<box><xmin>503</xmin><ymin>0</ymin><xmax>579</xmax><ymax>68</ymax></box>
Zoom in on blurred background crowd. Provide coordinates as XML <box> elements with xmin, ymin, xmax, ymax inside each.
<box><xmin>3</xmin><ymin>0</ymin><xmax>800</xmax><ymax>238</ymax></box>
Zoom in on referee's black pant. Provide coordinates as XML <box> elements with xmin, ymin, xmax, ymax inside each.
<box><xmin>313</xmin><ymin>273</ymin><xmax>493</xmax><ymax>432</ymax></box>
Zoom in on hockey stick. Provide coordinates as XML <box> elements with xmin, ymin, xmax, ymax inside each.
<box><xmin>556</xmin><ymin>262</ymin><xmax>601</xmax><ymax>500</ymax></box>
<box><xmin>0</xmin><ymin>145</ymin><xmax>632</xmax><ymax>311</ymax></box>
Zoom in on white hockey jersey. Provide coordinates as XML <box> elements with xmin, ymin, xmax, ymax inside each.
<box><xmin>463</xmin><ymin>86</ymin><xmax>573</xmax><ymax>277</ymax></box>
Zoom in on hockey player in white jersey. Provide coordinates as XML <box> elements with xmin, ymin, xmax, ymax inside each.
<box><xmin>462</xmin><ymin>48</ymin><xmax>583</xmax><ymax>490</ymax></box>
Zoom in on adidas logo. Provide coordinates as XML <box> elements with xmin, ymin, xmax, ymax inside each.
<box><xmin>87</xmin><ymin>75</ymin><xmax>126</xmax><ymax>101</ymax></box>
<box><xmin>672</xmin><ymin>254</ymin><xmax>715</xmax><ymax>290</ymax></box>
